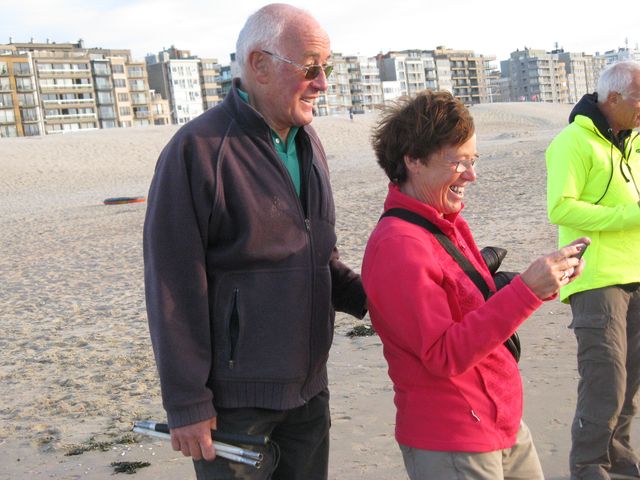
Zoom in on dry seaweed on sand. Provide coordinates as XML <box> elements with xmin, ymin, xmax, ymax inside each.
<box><xmin>346</xmin><ymin>324</ymin><xmax>376</xmax><ymax>337</ymax></box>
<box><xmin>111</xmin><ymin>461</ymin><xmax>151</xmax><ymax>474</ymax></box>
<box><xmin>65</xmin><ymin>433</ymin><xmax>138</xmax><ymax>456</ymax></box>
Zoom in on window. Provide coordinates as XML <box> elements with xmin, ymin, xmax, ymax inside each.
<box><xmin>129</xmin><ymin>79</ymin><xmax>145</xmax><ymax>91</ymax></box>
<box><xmin>117</xmin><ymin>93</ymin><xmax>129</xmax><ymax>102</ymax></box>
<box><xmin>119</xmin><ymin>106</ymin><xmax>131</xmax><ymax>116</ymax></box>
<box><xmin>0</xmin><ymin>109</ymin><xmax>16</xmax><ymax>123</ymax></box>
<box><xmin>16</xmin><ymin>77</ymin><xmax>33</xmax><ymax>91</ymax></box>
<box><xmin>0</xmin><ymin>125</ymin><xmax>17</xmax><ymax>137</ymax></box>
<box><xmin>131</xmin><ymin>93</ymin><xmax>147</xmax><ymax>104</ymax></box>
<box><xmin>18</xmin><ymin>93</ymin><xmax>36</xmax><ymax>106</ymax></box>
<box><xmin>95</xmin><ymin>77</ymin><xmax>113</xmax><ymax>89</ymax></box>
<box><xmin>20</xmin><ymin>108</ymin><xmax>38</xmax><ymax>121</ymax></box>
<box><xmin>97</xmin><ymin>92</ymin><xmax>114</xmax><ymax>104</ymax></box>
<box><xmin>13</xmin><ymin>62</ymin><xmax>32</xmax><ymax>75</ymax></box>
<box><xmin>112</xmin><ymin>64</ymin><xmax>125</xmax><ymax>74</ymax></box>
<box><xmin>128</xmin><ymin>67</ymin><xmax>144</xmax><ymax>77</ymax></box>
<box><xmin>99</xmin><ymin>106</ymin><xmax>115</xmax><ymax>118</ymax></box>
<box><xmin>114</xmin><ymin>78</ymin><xmax>127</xmax><ymax>88</ymax></box>
<box><xmin>23</xmin><ymin>124</ymin><xmax>40</xmax><ymax>136</ymax></box>
<box><xmin>93</xmin><ymin>63</ymin><xmax>110</xmax><ymax>75</ymax></box>
<box><xmin>0</xmin><ymin>62</ymin><xmax>8</xmax><ymax>75</ymax></box>
<box><xmin>0</xmin><ymin>77</ymin><xmax>10</xmax><ymax>90</ymax></box>
<box><xmin>0</xmin><ymin>93</ymin><xmax>13</xmax><ymax>107</ymax></box>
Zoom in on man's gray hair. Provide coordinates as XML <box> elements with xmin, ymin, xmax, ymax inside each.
<box><xmin>235</xmin><ymin>3</ymin><xmax>309</xmax><ymax>78</ymax></box>
<box><xmin>597</xmin><ymin>60</ymin><xmax>640</xmax><ymax>102</ymax></box>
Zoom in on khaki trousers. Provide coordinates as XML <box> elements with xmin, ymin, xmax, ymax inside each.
<box><xmin>569</xmin><ymin>284</ymin><xmax>640</xmax><ymax>479</ymax></box>
<box><xmin>399</xmin><ymin>420</ymin><xmax>544</xmax><ymax>479</ymax></box>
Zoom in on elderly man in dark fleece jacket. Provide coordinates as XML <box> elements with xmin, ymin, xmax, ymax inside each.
<box><xmin>143</xmin><ymin>3</ymin><xmax>366</xmax><ymax>480</ymax></box>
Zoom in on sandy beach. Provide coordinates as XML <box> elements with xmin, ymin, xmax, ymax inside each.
<box><xmin>2</xmin><ymin>101</ymin><xmax>637</xmax><ymax>479</ymax></box>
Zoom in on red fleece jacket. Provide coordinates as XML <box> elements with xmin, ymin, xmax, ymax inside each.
<box><xmin>361</xmin><ymin>184</ymin><xmax>543</xmax><ymax>452</ymax></box>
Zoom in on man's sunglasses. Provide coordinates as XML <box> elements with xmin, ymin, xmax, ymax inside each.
<box><xmin>261</xmin><ymin>50</ymin><xmax>333</xmax><ymax>80</ymax></box>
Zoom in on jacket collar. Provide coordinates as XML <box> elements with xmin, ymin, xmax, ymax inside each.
<box><xmin>570</xmin><ymin>93</ymin><xmax>633</xmax><ymax>149</ymax></box>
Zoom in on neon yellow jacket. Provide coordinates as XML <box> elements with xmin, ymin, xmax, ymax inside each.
<box><xmin>546</xmin><ymin>95</ymin><xmax>640</xmax><ymax>302</ymax></box>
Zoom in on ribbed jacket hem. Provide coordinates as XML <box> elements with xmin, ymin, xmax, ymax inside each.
<box><xmin>212</xmin><ymin>370</ymin><xmax>328</xmax><ymax>411</ymax></box>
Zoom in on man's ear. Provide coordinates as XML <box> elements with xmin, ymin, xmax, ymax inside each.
<box><xmin>249</xmin><ymin>50</ymin><xmax>270</xmax><ymax>84</ymax></box>
<box><xmin>609</xmin><ymin>91</ymin><xmax>621</xmax><ymax>104</ymax></box>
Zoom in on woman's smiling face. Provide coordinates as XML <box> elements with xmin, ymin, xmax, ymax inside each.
<box><xmin>402</xmin><ymin>134</ymin><xmax>478</xmax><ymax>215</ymax></box>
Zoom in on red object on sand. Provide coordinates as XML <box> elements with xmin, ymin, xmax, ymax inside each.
<box><xmin>103</xmin><ymin>196</ymin><xmax>146</xmax><ymax>205</ymax></box>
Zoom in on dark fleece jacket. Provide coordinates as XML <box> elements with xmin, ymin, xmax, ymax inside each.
<box><xmin>144</xmin><ymin>80</ymin><xmax>366</xmax><ymax>428</ymax></box>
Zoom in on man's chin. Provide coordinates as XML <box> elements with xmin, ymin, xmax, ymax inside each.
<box><xmin>295</xmin><ymin>112</ymin><xmax>315</xmax><ymax>126</ymax></box>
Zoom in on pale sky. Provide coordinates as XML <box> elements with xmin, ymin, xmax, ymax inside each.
<box><xmin>1</xmin><ymin>0</ymin><xmax>638</xmax><ymax>65</ymax></box>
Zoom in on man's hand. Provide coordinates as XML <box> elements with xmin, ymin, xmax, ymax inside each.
<box><xmin>170</xmin><ymin>417</ymin><xmax>217</xmax><ymax>461</ymax></box>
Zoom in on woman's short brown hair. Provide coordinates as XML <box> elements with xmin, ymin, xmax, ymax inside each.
<box><xmin>371</xmin><ymin>90</ymin><xmax>475</xmax><ymax>183</ymax></box>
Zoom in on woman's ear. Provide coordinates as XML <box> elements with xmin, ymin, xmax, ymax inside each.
<box><xmin>403</xmin><ymin>154</ymin><xmax>420</xmax><ymax>173</ymax></box>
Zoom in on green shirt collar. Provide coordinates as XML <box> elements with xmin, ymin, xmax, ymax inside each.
<box><xmin>238</xmin><ymin>87</ymin><xmax>301</xmax><ymax>196</ymax></box>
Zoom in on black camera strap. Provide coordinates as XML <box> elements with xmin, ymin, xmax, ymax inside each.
<box><xmin>380</xmin><ymin>207</ymin><xmax>520</xmax><ymax>361</ymax></box>
<box><xmin>380</xmin><ymin>208</ymin><xmax>492</xmax><ymax>298</ymax></box>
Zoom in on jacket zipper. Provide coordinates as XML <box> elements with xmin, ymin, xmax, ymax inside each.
<box><xmin>228</xmin><ymin>288</ymin><xmax>239</xmax><ymax>369</ymax></box>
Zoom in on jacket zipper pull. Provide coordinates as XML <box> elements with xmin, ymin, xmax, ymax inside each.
<box><xmin>304</xmin><ymin>218</ymin><xmax>311</xmax><ymax>231</ymax></box>
<box><xmin>471</xmin><ymin>410</ymin><xmax>481</xmax><ymax>422</ymax></box>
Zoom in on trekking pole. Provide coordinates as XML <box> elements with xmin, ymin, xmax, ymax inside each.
<box><xmin>133</xmin><ymin>421</ymin><xmax>265</xmax><ymax>468</ymax></box>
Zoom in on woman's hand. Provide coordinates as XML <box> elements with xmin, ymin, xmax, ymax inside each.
<box><xmin>519</xmin><ymin>237</ymin><xmax>590</xmax><ymax>299</ymax></box>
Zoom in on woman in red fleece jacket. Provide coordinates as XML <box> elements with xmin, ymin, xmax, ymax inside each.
<box><xmin>362</xmin><ymin>91</ymin><xmax>588</xmax><ymax>479</ymax></box>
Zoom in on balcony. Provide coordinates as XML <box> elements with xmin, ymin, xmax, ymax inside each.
<box><xmin>43</xmin><ymin>98</ymin><xmax>94</xmax><ymax>105</ymax></box>
<box><xmin>40</xmin><ymin>84</ymin><xmax>94</xmax><ymax>92</ymax></box>
<box><xmin>37</xmin><ymin>69</ymin><xmax>91</xmax><ymax>77</ymax></box>
<box><xmin>45</xmin><ymin>112</ymin><xmax>97</xmax><ymax>122</ymax></box>
<box><xmin>13</xmin><ymin>68</ymin><xmax>33</xmax><ymax>77</ymax></box>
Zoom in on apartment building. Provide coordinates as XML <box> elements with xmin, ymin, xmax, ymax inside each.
<box><xmin>316</xmin><ymin>53</ymin><xmax>350</xmax><ymax>116</ymax></box>
<box><xmin>503</xmin><ymin>48</ymin><xmax>569</xmax><ymax>103</ymax></box>
<box><xmin>598</xmin><ymin>46</ymin><xmax>640</xmax><ymax>65</ymax></box>
<box><xmin>0</xmin><ymin>40</ymin><xmax>158</xmax><ymax>135</ymax></box>
<box><xmin>32</xmin><ymin>50</ymin><xmax>99</xmax><ymax>134</ymax></box>
<box><xmin>147</xmin><ymin>50</ymin><xmax>204</xmax><ymax>124</ymax></box>
<box><xmin>150</xmin><ymin>90</ymin><xmax>171</xmax><ymax>125</ymax></box>
<box><xmin>556</xmin><ymin>51</ymin><xmax>597</xmax><ymax>103</ymax></box>
<box><xmin>345</xmin><ymin>55</ymin><xmax>383</xmax><ymax>113</ymax></box>
<box><xmin>0</xmin><ymin>53</ymin><xmax>43</xmax><ymax>137</ymax></box>
<box><xmin>91</xmin><ymin>58</ymin><xmax>117</xmax><ymax>128</ymax></box>
<box><xmin>377</xmin><ymin>50</ymin><xmax>431</xmax><ymax>97</ymax></box>
<box><xmin>431</xmin><ymin>47</ymin><xmax>499</xmax><ymax>104</ymax></box>
<box><xmin>86</xmin><ymin>48</ymin><xmax>155</xmax><ymax>128</ymax></box>
<box><xmin>110</xmin><ymin>56</ymin><xmax>134</xmax><ymax>127</ymax></box>
<box><xmin>127</xmin><ymin>61</ymin><xmax>152</xmax><ymax>126</ymax></box>
<box><xmin>199</xmin><ymin>58</ymin><xmax>222</xmax><ymax>111</ymax></box>
<box><xmin>433</xmin><ymin>57</ymin><xmax>453</xmax><ymax>93</ymax></box>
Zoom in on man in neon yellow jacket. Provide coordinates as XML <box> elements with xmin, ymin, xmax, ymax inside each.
<box><xmin>546</xmin><ymin>60</ymin><xmax>640</xmax><ymax>480</ymax></box>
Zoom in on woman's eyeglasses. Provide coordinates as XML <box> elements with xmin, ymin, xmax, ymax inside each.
<box><xmin>261</xmin><ymin>50</ymin><xmax>333</xmax><ymax>80</ymax></box>
<box><xmin>450</xmin><ymin>158</ymin><xmax>477</xmax><ymax>173</ymax></box>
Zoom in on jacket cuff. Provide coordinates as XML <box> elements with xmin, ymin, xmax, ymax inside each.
<box><xmin>166</xmin><ymin>400</ymin><xmax>217</xmax><ymax>429</ymax></box>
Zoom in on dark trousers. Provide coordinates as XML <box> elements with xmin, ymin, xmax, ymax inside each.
<box><xmin>193</xmin><ymin>389</ymin><xmax>330</xmax><ymax>480</ymax></box>
<box><xmin>569</xmin><ymin>285</ymin><xmax>640</xmax><ymax>479</ymax></box>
